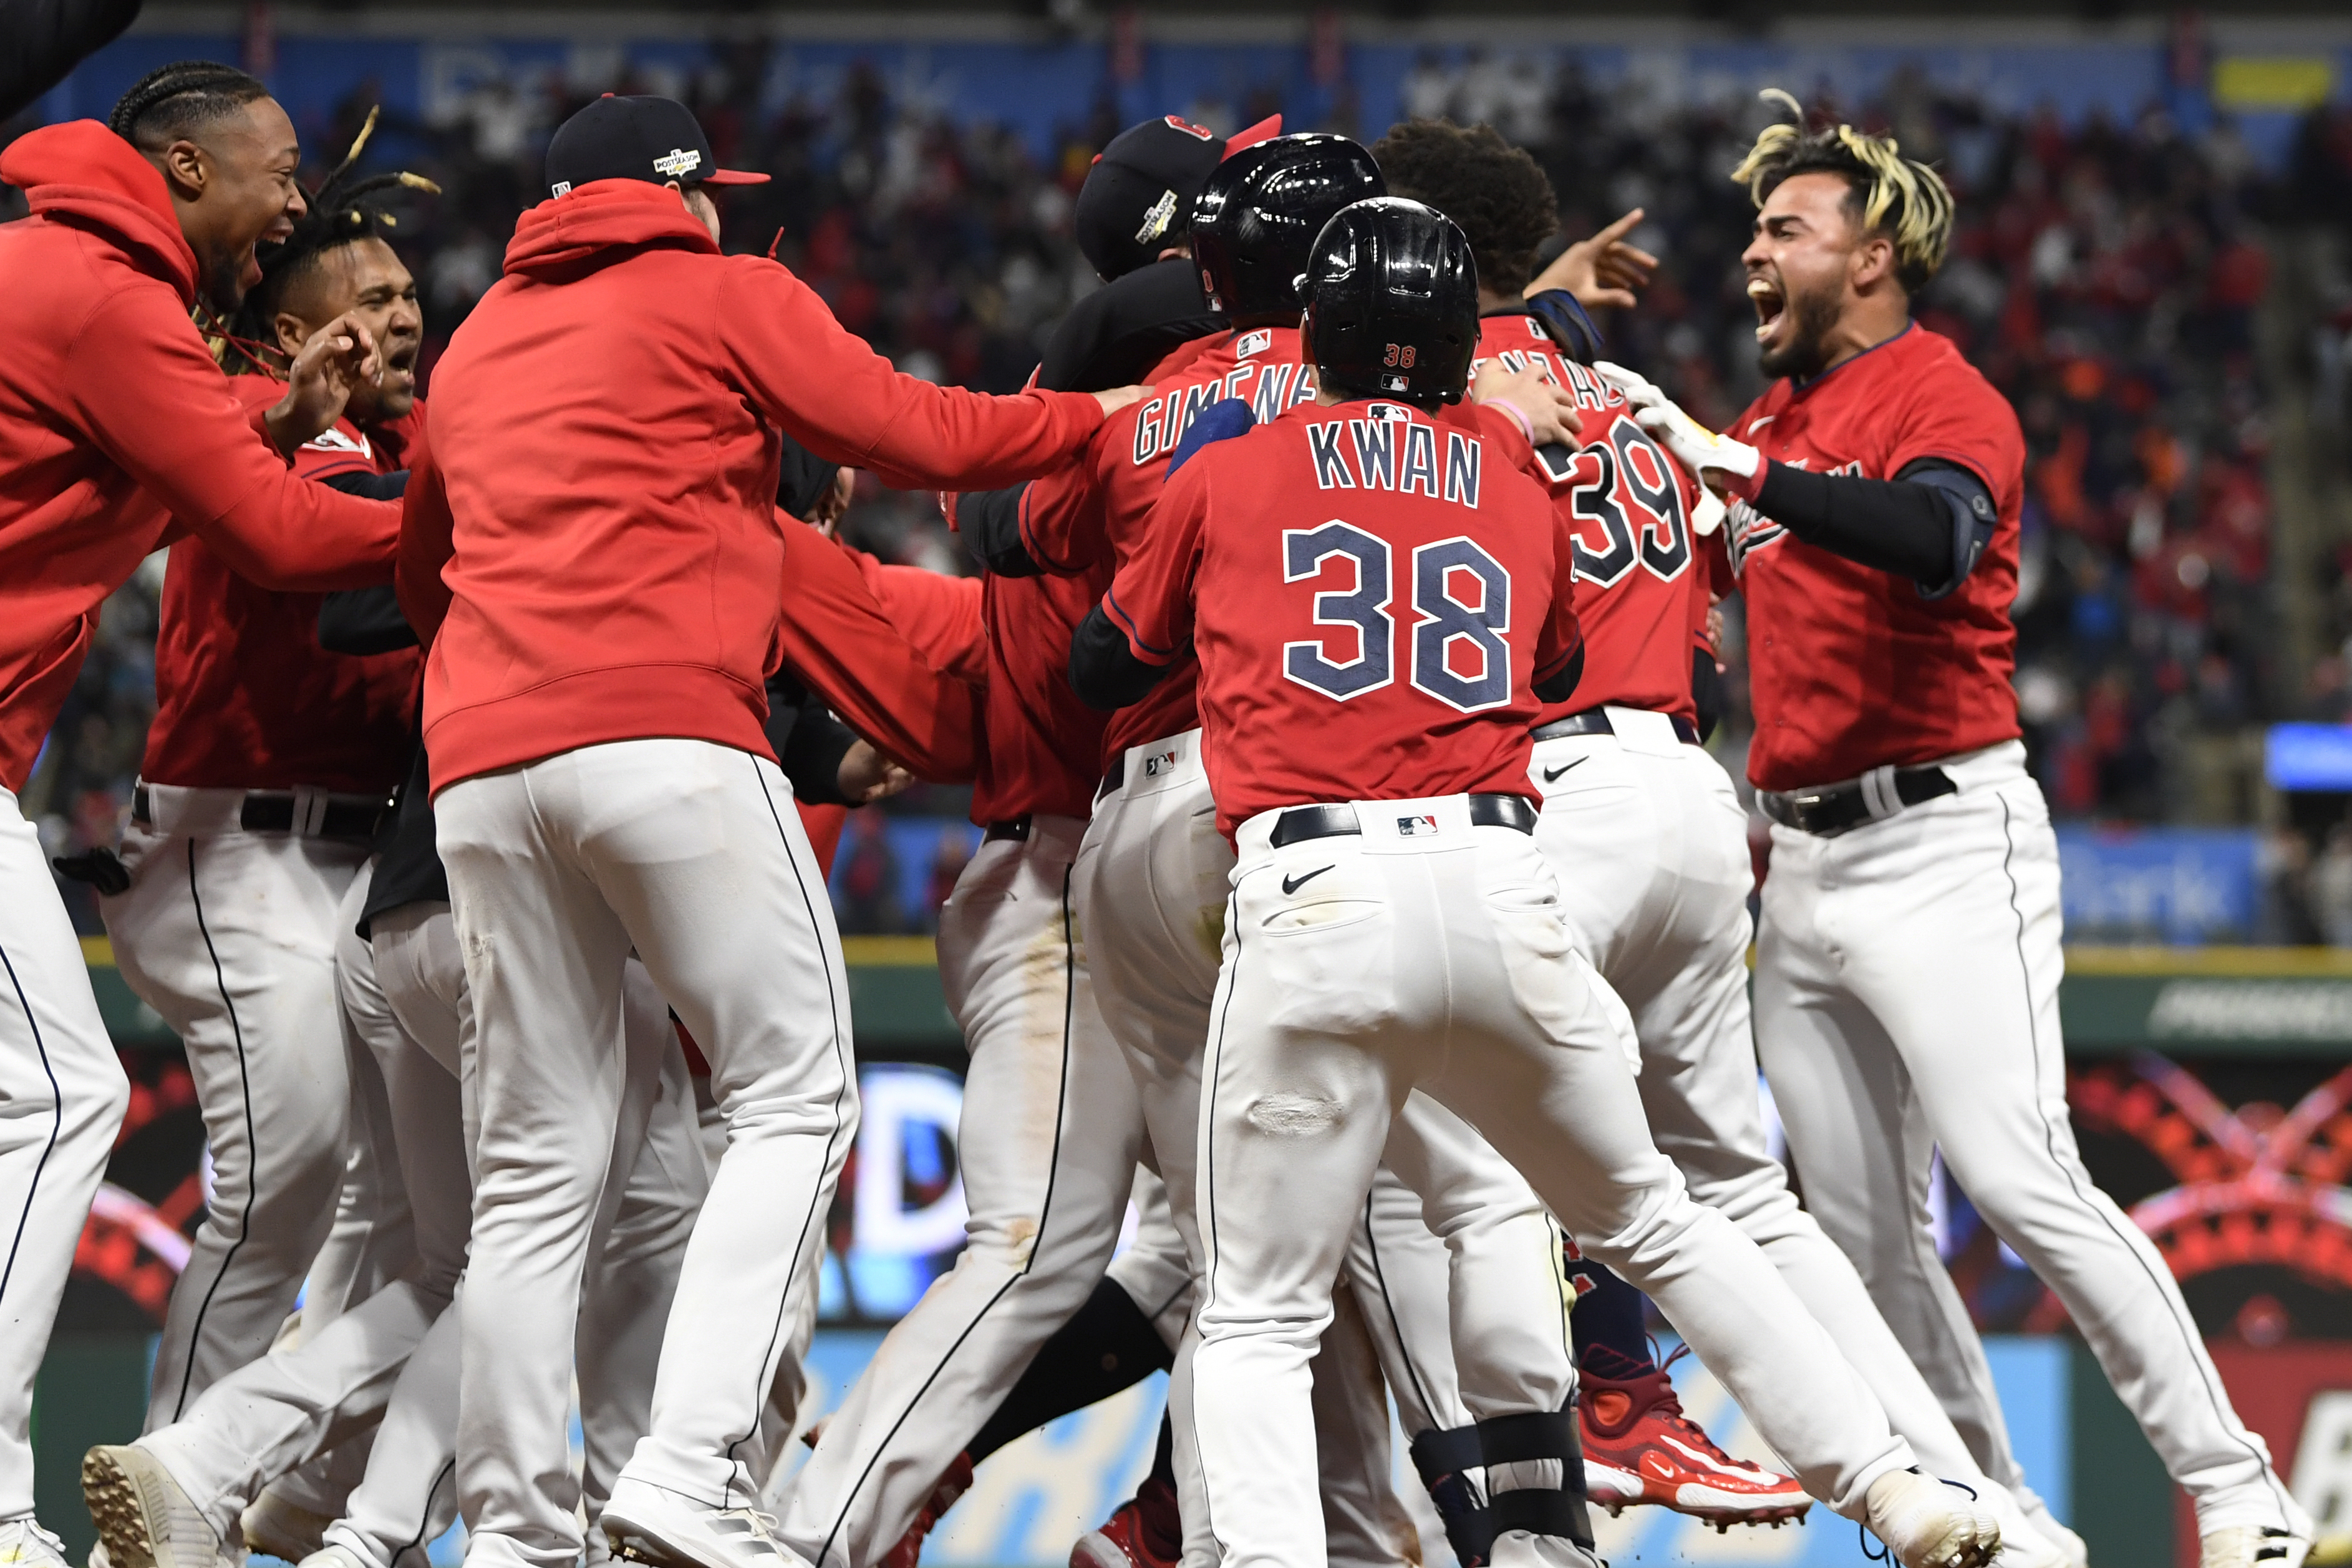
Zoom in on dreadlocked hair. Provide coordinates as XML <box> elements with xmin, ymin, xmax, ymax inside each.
<box><xmin>1730</xmin><ymin>88</ymin><xmax>1955</xmax><ymax>294</ymax></box>
<box><xmin>109</xmin><ymin>60</ymin><xmax>269</xmax><ymax>150</ymax></box>
<box><xmin>227</xmin><ymin>107</ymin><xmax>440</xmax><ymax>373</ymax></box>
<box><xmin>1370</xmin><ymin>119</ymin><xmax>1559</xmax><ymax>297</ymax></box>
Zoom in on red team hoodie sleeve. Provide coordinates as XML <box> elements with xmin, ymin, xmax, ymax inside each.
<box><xmin>717</xmin><ymin>263</ymin><xmax>1108</xmax><ymax>494</ymax></box>
<box><xmin>1101</xmin><ymin>453</ymin><xmax>1211</xmax><ymax>669</ymax></box>
<box><xmin>395</xmin><ymin>426</ymin><xmax>457</xmax><ymax>645</ymax></box>
<box><xmin>774</xmin><ymin>521</ymin><xmax>979</xmax><ymax>783</ymax></box>
<box><xmin>59</xmin><ymin>287</ymin><xmax>399</xmax><ymax>589</ymax></box>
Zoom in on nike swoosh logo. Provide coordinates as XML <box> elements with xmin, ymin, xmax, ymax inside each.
<box><xmin>1541</xmin><ymin>758</ymin><xmax>1587</xmax><ymax>783</ymax></box>
<box><xmin>1282</xmin><ymin>866</ymin><xmax>1333</xmax><ymax>895</ymax></box>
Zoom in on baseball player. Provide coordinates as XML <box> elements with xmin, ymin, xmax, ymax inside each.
<box><xmin>90</xmin><ymin>115</ymin><xmax>429</xmax><ymax>1470</ymax></box>
<box><xmin>0</xmin><ymin>65</ymin><xmax>397</xmax><ymax>1568</ymax></box>
<box><xmin>1021</xmin><ymin>134</ymin><xmax>1610</xmax><ymax>1568</ymax></box>
<box><xmin>1375</xmin><ymin>117</ymin><xmax>2108</xmax><ymax>1566</ymax></box>
<box><xmin>387</xmin><ymin>93</ymin><xmax>1133</xmax><ymax>1568</ymax></box>
<box><xmin>773</xmin><ymin>117</ymin><xmax>1274</xmax><ymax>1568</ymax></box>
<box><xmin>1073</xmin><ymin>192</ymin><xmax>2003</xmax><ymax>1568</ymax></box>
<box><xmin>1592</xmin><ymin>94</ymin><xmax>2310</xmax><ymax>1568</ymax></box>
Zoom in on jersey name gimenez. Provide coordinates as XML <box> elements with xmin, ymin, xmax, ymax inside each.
<box><xmin>1019</xmin><ymin>324</ymin><xmax>1320</xmax><ymax>763</ymax></box>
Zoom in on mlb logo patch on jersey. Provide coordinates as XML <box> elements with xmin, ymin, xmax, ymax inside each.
<box><xmin>1143</xmin><ymin>748</ymin><xmax>1179</xmax><ymax>777</ymax></box>
<box><xmin>1396</xmin><ymin>814</ymin><xmax>1440</xmax><ymax>836</ymax></box>
<box><xmin>1235</xmin><ymin>329</ymin><xmax>1272</xmax><ymax>359</ymax></box>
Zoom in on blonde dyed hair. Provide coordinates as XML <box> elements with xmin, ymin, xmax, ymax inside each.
<box><xmin>1730</xmin><ymin>88</ymin><xmax>1955</xmax><ymax>292</ymax></box>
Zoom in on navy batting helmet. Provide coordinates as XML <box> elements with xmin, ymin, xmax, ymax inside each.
<box><xmin>1189</xmin><ymin>132</ymin><xmax>1385</xmax><ymax>319</ymax></box>
<box><xmin>1304</xmin><ymin>198</ymin><xmax>1480</xmax><ymax>410</ymax></box>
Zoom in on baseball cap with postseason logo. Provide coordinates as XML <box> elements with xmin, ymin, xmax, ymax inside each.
<box><xmin>1073</xmin><ymin>110</ymin><xmax>1283</xmax><ymax>281</ymax></box>
<box><xmin>543</xmin><ymin>93</ymin><xmax>770</xmax><ymax>199</ymax></box>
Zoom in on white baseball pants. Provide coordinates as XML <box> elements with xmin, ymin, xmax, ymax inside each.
<box><xmin>1190</xmin><ymin>794</ymin><xmax>1916</xmax><ymax>1568</ymax></box>
<box><xmin>1756</xmin><ymin>740</ymin><xmax>2298</xmax><ymax>1536</ymax></box>
<box><xmin>0</xmin><ymin>786</ymin><xmax>132</xmax><ymax>1521</ymax></box>
<box><xmin>1530</xmin><ymin>713</ymin><xmax>2031</xmax><ymax>1503</ymax></box>
<box><xmin>105</xmin><ymin>790</ymin><xmax>370</xmax><ymax>1427</ymax></box>
<box><xmin>316</xmin><ymin>903</ymin><xmax>704</xmax><ymax>1568</ymax></box>
<box><xmin>1076</xmin><ymin>734</ymin><xmax>1580</xmax><ymax>1568</ymax></box>
<box><xmin>782</xmin><ymin>814</ymin><xmax>1144</xmax><ymax>1568</ymax></box>
<box><xmin>436</xmin><ymin>737</ymin><xmax>854</xmax><ymax>1568</ymax></box>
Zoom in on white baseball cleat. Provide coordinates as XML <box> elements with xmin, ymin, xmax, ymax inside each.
<box><xmin>1969</xmin><ymin>1483</ymin><xmax>2069</xmax><ymax>1568</ymax></box>
<box><xmin>80</xmin><ymin>1446</ymin><xmax>220</xmax><ymax>1568</ymax></box>
<box><xmin>1861</xmin><ymin>1468</ymin><xmax>2000</xmax><ymax>1568</ymax></box>
<box><xmin>2011</xmin><ymin>1486</ymin><xmax>2088</xmax><ymax>1568</ymax></box>
<box><xmin>2199</xmin><ymin>1525</ymin><xmax>2311</xmax><ymax>1568</ymax></box>
<box><xmin>0</xmin><ymin>1518</ymin><xmax>70</xmax><ymax>1568</ymax></box>
<box><xmin>242</xmin><ymin>1487</ymin><xmax>336</xmax><ymax>1562</ymax></box>
<box><xmin>600</xmin><ymin>1477</ymin><xmax>808</xmax><ymax>1568</ymax></box>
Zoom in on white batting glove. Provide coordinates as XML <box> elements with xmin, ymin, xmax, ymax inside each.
<box><xmin>1592</xmin><ymin>361</ymin><xmax>1766</xmax><ymax>501</ymax></box>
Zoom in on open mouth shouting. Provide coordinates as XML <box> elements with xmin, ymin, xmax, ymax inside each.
<box><xmin>1747</xmin><ymin>272</ymin><xmax>1786</xmax><ymax>347</ymax></box>
<box><xmin>381</xmin><ymin>336</ymin><xmax>420</xmax><ymax>395</ymax></box>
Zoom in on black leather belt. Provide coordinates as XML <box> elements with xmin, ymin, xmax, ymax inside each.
<box><xmin>1097</xmin><ymin>753</ymin><xmax>1125</xmax><ymax>800</ymax></box>
<box><xmin>132</xmin><ymin>786</ymin><xmax>388</xmax><ymax>842</ymax></box>
<box><xmin>1531</xmin><ymin>709</ymin><xmax>1701</xmax><ymax>747</ymax></box>
<box><xmin>1269</xmin><ymin>793</ymin><xmax>1537</xmax><ymax>848</ymax></box>
<box><xmin>984</xmin><ymin>816</ymin><xmax>1032</xmax><ymax>843</ymax></box>
<box><xmin>1758</xmin><ymin>768</ymin><xmax>1957</xmax><ymax>836</ymax></box>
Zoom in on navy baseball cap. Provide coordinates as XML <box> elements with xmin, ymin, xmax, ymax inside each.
<box><xmin>1075</xmin><ymin>112</ymin><xmax>1281</xmax><ymax>281</ymax></box>
<box><xmin>544</xmin><ymin>94</ymin><xmax>768</xmax><ymax>199</ymax></box>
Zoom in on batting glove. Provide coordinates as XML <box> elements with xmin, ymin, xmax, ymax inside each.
<box><xmin>1592</xmin><ymin>361</ymin><xmax>1765</xmax><ymax>501</ymax></box>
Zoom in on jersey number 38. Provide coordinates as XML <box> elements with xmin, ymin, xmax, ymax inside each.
<box><xmin>1281</xmin><ymin>523</ymin><xmax>1514</xmax><ymax>714</ymax></box>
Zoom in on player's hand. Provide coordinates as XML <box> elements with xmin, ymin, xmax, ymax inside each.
<box><xmin>1527</xmin><ymin>208</ymin><xmax>1658</xmax><ymax>313</ymax></box>
<box><xmin>1472</xmin><ymin>359</ymin><xmax>1584</xmax><ymax>449</ymax></box>
<box><xmin>267</xmin><ymin>312</ymin><xmax>382</xmax><ymax>458</ymax></box>
<box><xmin>1706</xmin><ymin>601</ymin><xmax>1728</xmax><ymax>672</ymax></box>
<box><xmin>812</xmin><ymin>468</ymin><xmax>856</xmax><ymax>538</ymax></box>
<box><xmin>838</xmin><ymin>740</ymin><xmax>916</xmax><ymax>805</ymax></box>
<box><xmin>1590</xmin><ymin>361</ymin><xmax>1763</xmax><ymax>500</ymax></box>
<box><xmin>1093</xmin><ymin>384</ymin><xmax>1149</xmax><ymax>418</ymax></box>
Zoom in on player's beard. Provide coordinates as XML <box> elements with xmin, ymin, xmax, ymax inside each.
<box><xmin>1756</xmin><ymin>276</ymin><xmax>1843</xmax><ymax>382</ymax></box>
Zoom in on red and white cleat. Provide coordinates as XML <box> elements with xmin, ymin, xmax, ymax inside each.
<box><xmin>878</xmin><ymin>1451</ymin><xmax>973</xmax><ymax>1568</ymax></box>
<box><xmin>1576</xmin><ymin>1355</ymin><xmax>1811</xmax><ymax>1531</ymax></box>
<box><xmin>1070</xmin><ymin>1474</ymin><xmax>1181</xmax><ymax>1568</ymax></box>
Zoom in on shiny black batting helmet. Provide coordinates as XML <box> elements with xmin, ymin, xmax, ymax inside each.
<box><xmin>1305</xmin><ymin>198</ymin><xmax>1480</xmax><ymax>410</ymax></box>
<box><xmin>1189</xmin><ymin>132</ymin><xmax>1385</xmax><ymax>319</ymax></box>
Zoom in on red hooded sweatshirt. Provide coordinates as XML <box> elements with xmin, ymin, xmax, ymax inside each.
<box><xmin>400</xmin><ymin>178</ymin><xmax>1105</xmax><ymax>791</ymax></box>
<box><xmin>0</xmin><ymin>122</ymin><xmax>402</xmax><ymax>792</ymax></box>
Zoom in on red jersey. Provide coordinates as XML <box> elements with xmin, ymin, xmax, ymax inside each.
<box><xmin>1103</xmin><ymin>397</ymin><xmax>1580</xmax><ymax>840</ymax></box>
<box><xmin>1473</xmin><ymin>314</ymin><xmax>1709</xmax><ymax>725</ymax></box>
<box><xmin>1020</xmin><ymin>325</ymin><xmax>1321</xmax><ymax>762</ymax></box>
<box><xmin>1726</xmin><ymin>324</ymin><xmax>2025</xmax><ymax>790</ymax></box>
<box><xmin>970</xmin><ymin>568</ymin><xmax>1110</xmax><ymax>824</ymax></box>
<box><xmin>142</xmin><ymin>378</ymin><xmax>423</xmax><ymax>793</ymax></box>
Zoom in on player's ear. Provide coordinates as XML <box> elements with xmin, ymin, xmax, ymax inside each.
<box><xmin>1851</xmin><ymin>231</ymin><xmax>1896</xmax><ymax>292</ymax></box>
<box><xmin>273</xmin><ymin>309</ymin><xmax>309</xmax><ymax>361</ymax></box>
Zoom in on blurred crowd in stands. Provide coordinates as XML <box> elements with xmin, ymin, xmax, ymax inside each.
<box><xmin>13</xmin><ymin>41</ymin><xmax>2352</xmax><ymax>937</ymax></box>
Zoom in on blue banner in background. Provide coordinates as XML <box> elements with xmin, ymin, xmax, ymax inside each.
<box><xmin>37</xmin><ymin>28</ymin><xmax>2352</xmax><ymax>176</ymax></box>
<box><xmin>2056</xmin><ymin>826</ymin><xmax>2260</xmax><ymax>946</ymax></box>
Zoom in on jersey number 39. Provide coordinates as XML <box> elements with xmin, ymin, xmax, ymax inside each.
<box><xmin>1281</xmin><ymin>523</ymin><xmax>1513</xmax><ymax>714</ymax></box>
<box><xmin>1567</xmin><ymin>421</ymin><xmax>1690</xmax><ymax>587</ymax></box>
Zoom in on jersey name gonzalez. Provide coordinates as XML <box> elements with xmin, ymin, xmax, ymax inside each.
<box><xmin>1305</xmin><ymin>403</ymin><xmax>1483</xmax><ymax>504</ymax></box>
